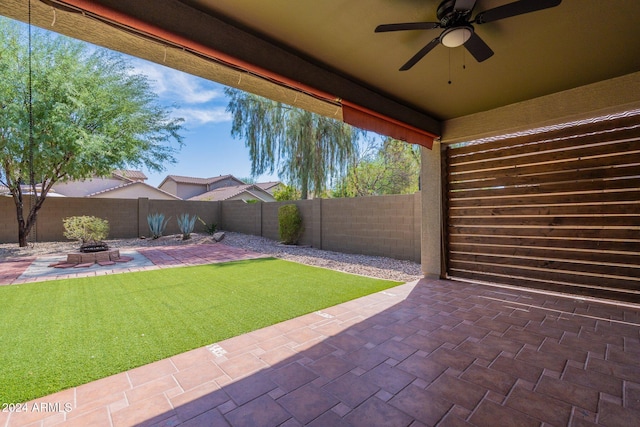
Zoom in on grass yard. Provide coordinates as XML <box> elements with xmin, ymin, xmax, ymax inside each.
<box><xmin>0</xmin><ymin>258</ymin><xmax>400</xmax><ymax>404</ymax></box>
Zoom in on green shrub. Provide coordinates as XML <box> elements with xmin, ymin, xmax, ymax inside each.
<box><xmin>273</xmin><ymin>184</ymin><xmax>301</xmax><ymax>201</ymax></box>
<box><xmin>278</xmin><ymin>204</ymin><xmax>303</xmax><ymax>245</ymax></box>
<box><xmin>197</xmin><ymin>217</ymin><xmax>217</xmax><ymax>235</ymax></box>
<box><xmin>147</xmin><ymin>213</ymin><xmax>169</xmax><ymax>239</ymax></box>
<box><xmin>63</xmin><ymin>216</ymin><xmax>109</xmax><ymax>243</ymax></box>
<box><xmin>177</xmin><ymin>213</ymin><xmax>197</xmax><ymax>240</ymax></box>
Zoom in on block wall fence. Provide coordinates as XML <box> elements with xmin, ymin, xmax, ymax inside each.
<box><xmin>0</xmin><ymin>193</ymin><xmax>421</xmax><ymax>262</ymax></box>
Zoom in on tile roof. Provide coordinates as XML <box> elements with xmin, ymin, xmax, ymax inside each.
<box><xmin>188</xmin><ymin>184</ymin><xmax>273</xmax><ymax>202</ymax></box>
<box><xmin>0</xmin><ymin>184</ymin><xmax>64</xmax><ymax>197</ymax></box>
<box><xmin>162</xmin><ymin>174</ymin><xmax>235</xmax><ymax>185</ymax></box>
<box><xmin>256</xmin><ymin>181</ymin><xmax>281</xmax><ymax>191</ymax></box>
<box><xmin>112</xmin><ymin>170</ymin><xmax>147</xmax><ymax>181</ymax></box>
<box><xmin>86</xmin><ymin>181</ymin><xmax>181</xmax><ymax>199</ymax></box>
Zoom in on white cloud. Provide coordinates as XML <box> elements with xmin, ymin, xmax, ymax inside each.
<box><xmin>175</xmin><ymin>107</ymin><xmax>231</xmax><ymax>126</ymax></box>
<box><xmin>131</xmin><ymin>60</ymin><xmax>223</xmax><ymax>105</ymax></box>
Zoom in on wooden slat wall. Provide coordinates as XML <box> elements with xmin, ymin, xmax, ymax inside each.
<box><xmin>445</xmin><ymin>114</ymin><xmax>640</xmax><ymax>302</ymax></box>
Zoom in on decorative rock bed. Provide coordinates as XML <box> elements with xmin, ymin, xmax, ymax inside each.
<box><xmin>48</xmin><ymin>249</ymin><xmax>134</xmax><ymax>269</ymax></box>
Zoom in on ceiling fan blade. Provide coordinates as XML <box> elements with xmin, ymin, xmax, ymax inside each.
<box><xmin>400</xmin><ymin>37</ymin><xmax>440</xmax><ymax>71</ymax></box>
<box><xmin>454</xmin><ymin>0</ymin><xmax>477</xmax><ymax>12</ymax></box>
<box><xmin>475</xmin><ymin>0</ymin><xmax>562</xmax><ymax>24</ymax></box>
<box><xmin>375</xmin><ymin>22</ymin><xmax>440</xmax><ymax>32</ymax></box>
<box><xmin>464</xmin><ymin>32</ymin><xmax>494</xmax><ymax>62</ymax></box>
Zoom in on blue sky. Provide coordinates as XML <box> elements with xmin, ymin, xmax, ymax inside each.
<box><xmin>128</xmin><ymin>58</ymin><xmax>279</xmax><ymax>187</ymax></box>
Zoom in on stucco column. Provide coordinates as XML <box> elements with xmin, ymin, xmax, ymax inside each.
<box><xmin>421</xmin><ymin>141</ymin><xmax>442</xmax><ymax>278</ymax></box>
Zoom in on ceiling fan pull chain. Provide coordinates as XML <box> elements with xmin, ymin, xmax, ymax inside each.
<box><xmin>448</xmin><ymin>48</ymin><xmax>452</xmax><ymax>84</ymax></box>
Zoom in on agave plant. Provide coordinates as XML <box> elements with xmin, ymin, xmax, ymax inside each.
<box><xmin>177</xmin><ymin>213</ymin><xmax>197</xmax><ymax>240</ymax></box>
<box><xmin>147</xmin><ymin>213</ymin><xmax>170</xmax><ymax>239</ymax></box>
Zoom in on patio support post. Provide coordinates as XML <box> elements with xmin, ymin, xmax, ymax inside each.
<box><xmin>420</xmin><ymin>141</ymin><xmax>442</xmax><ymax>278</ymax></box>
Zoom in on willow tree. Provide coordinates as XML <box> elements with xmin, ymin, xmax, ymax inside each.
<box><xmin>0</xmin><ymin>18</ymin><xmax>184</xmax><ymax>246</ymax></box>
<box><xmin>225</xmin><ymin>88</ymin><xmax>358</xmax><ymax>199</ymax></box>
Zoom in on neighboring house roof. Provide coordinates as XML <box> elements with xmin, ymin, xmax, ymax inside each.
<box><xmin>188</xmin><ymin>184</ymin><xmax>275</xmax><ymax>202</ymax></box>
<box><xmin>0</xmin><ymin>185</ymin><xmax>65</xmax><ymax>197</ymax></box>
<box><xmin>86</xmin><ymin>181</ymin><xmax>181</xmax><ymax>200</ymax></box>
<box><xmin>256</xmin><ymin>181</ymin><xmax>282</xmax><ymax>194</ymax></box>
<box><xmin>51</xmin><ymin>169</ymin><xmax>180</xmax><ymax>199</ymax></box>
<box><xmin>112</xmin><ymin>170</ymin><xmax>147</xmax><ymax>181</ymax></box>
<box><xmin>158</xmin><ymin>174</ymin><xmax>239</xmax><ymax>187</ymax></box>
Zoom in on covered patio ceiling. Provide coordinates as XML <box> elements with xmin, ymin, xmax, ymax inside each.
<box><xmin>2</xmin><ymin>0</ymin><xmax>640</xmax><ymax>144</ymax></box>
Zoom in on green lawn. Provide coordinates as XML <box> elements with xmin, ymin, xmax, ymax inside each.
<box><xmin>0</xmin><ymin>258</ymin><xmax>400</xmax><ymax>404</ymax></box>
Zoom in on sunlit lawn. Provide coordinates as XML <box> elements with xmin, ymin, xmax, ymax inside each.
<box><xmin>0</xmin><ymin>258</ymin><xmax>400</xmax><ymax>404</ymax></box>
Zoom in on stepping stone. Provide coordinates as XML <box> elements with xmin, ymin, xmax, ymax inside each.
<box><xmin>48</xmin><ymin>262</ymin><xmax>67</xmax><ymax>267</ymax></box>
<box><xmin>73</xmin><ymin>262</ymin><xmax>95</xmax><ymax>268</ymax></box>
<box><xmin>97</xmin><ymin>261</ymin><xmax>116</xmax><ymax>266</ymax></box>
<box><xmin>115</xmin><ymin>256</ymin><xmax>134</xmax><ymax>262</ymax></box>
<box><xmin>54</xmin><ymin>263</ymin><xmax>77</xmax><ymax>269</ymax></box>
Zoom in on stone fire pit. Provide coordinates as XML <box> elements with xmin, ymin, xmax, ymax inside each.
<box><xmin>49</xmin><ymin>249</ymin><xmax>134</xmax><ymax>269</ymax></box>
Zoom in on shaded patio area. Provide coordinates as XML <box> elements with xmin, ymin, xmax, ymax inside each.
<box><xmin>3</xmin><ymin>277</ymin><xmax>639</xmax><ymax>426</ymax></box>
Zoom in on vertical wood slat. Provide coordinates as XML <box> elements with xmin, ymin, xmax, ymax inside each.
<box><xmin>445</xmin><ymin>113</ymin><xmax>640</xmax><ymax>302</ymax></box>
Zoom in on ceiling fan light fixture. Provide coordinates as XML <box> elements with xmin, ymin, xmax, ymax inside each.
<box><xmin>440</xmin><ymin>26</ymin><xmax>472</xmax><ymax>48</ymax></box>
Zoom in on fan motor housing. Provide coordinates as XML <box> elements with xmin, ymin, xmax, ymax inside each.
<box><xmin>437</xmin><ymin>0</ymin><xmax>472</xmax><ymax>27</ymax></box>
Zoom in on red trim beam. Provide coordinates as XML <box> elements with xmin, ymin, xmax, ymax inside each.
<box><xmin>342</xmin><ymin>101</ymin><xmax>435</xmax><ymax>148</ymax></box>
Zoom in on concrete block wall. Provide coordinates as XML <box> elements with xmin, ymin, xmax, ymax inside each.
<box><xmin>1</xmin><ymin>196</ymin><xmax>20</xmax><ymax>243</ymax></box>
<box><xmin>220</xmin><ymin>200</ymin><xmax>261</xmax><ymax>236</ymax></box>
<box><xmin>261</xmin><ymin>200</ymin><xmax>314</xmax><ymax>247</ymax></box>
<box><xmin>320</xmin><ymin>194</ymin><xmax>420</xmax><ymax>261</ymax></box>
<box><xmin>148</xmin><ymin>199</ymin><xmax>221</xmax><ymax>236</ymax></box>
<box><xmin>0</xmin><ymin>197</ymin><xmax>221</xmax><ymax>242</ymax></box>
<box><xmin>214</xmin><ymin>195</ymin><xmax>420</xmax><ymax>262</ymax></box>
<box><xmin>0</xmin><ymin>193</ymin><xmax>421</xmax><ymax>262</ymax></box>
<box><xmin>43</xmin><ymin>198</ymin><xmax>138</xmax><ymax>240</ymax></box>
<box><xmin>0</xmin><ymin>197</ymin><xmax>140</xmax><ymax>242</ymax></box>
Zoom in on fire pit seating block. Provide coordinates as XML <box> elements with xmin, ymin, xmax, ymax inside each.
<box><xmin>66</xmin><ymin>249</ymin><xmax>121</xmax><ymax>264</ymax></box>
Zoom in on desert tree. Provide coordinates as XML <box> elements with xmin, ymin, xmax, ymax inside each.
<box><xmin>332</xmin><ymin>137</ymin><xmax>421</xmax><ymax>197</ymax></box>
<box><xmin>0</xmin><ymin>18</ymin><xmax>184</xmax><ymax>246</ymax></box>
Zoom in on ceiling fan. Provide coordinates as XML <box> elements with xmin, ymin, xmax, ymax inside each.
<box><xmin>375</xmin><ymin>0</ymin><xmax>562</xmax><ymax>71</ymax></box>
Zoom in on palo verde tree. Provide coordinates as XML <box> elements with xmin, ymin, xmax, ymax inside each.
<box><xmin>0</xmin><ymin>18</ymin><xmax>184</xmax><ymax>246</ymax></box>
<box><xmin>225</xmin><ymin>87</ymin><xmax>358</xmax><ymax>199</ymax></box>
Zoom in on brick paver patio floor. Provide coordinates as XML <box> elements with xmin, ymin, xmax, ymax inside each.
<box><xmin>2</xmin><ymin>271</ymin><xmax>639</xmax><ymax>426</ymax></box>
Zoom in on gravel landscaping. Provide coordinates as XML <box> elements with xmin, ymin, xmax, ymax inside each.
<box><xmin>0</xmin><ymin>231</ymin><xmax>423</xmax><ymax>282</ymax></box>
